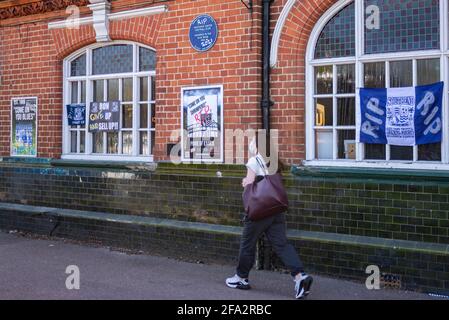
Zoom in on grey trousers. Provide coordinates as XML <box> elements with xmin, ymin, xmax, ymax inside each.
<box><xmin>236</xmin><ymin>213</ymin><xmax>304</xmax><ymax>279</ymax></box>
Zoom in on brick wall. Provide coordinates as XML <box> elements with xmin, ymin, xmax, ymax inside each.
<box><xmin>0</xmin><ymin>160</ymin><xmax>448</xmax><ymax>292</ymax></box>
<box><xmin>0</xmin><ymin>0</ymin><xmax>266</xmax><ymax>163</ymax></box>
<box><xmin>0</xmin><ymin>0</ymin><xmax>343</xmax><ymax>165</ymax></box>
<box><xmin>270</xmin><ymin>0</ymin><xmax>337</xmax><ymax>163</ymax></box>
<box><xmin>0</xmin><ymin>22</ymin><xmax>63</xmax><ymax>158</ymax></box>
<box><xmin>0</xmin><ymin>160</ymin><xmax>448</xmax><ymax>245</ymax></box>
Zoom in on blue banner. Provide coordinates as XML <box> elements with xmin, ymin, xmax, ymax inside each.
<box><xmin>67</xmin><ymin>104</ymin><xmax>86</xmax><ymax>126</ymax></box>
<box><xmin>359</xmin><ymin>82</ymin><xmax>443</xmax><ymax>146</ymax></box>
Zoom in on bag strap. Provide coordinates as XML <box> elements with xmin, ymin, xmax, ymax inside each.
<box><xmin>255</xmin><ymin>156</ymin><xmax>269</xmax><ymax>175</ymax></box>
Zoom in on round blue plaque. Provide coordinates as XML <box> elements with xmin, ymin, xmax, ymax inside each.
<box><xmin>189</xmin><ymin>15</ymin><xmax>218</xmax><ymax>52</ymax></box>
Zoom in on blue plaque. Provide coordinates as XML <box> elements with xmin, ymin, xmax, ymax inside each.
<box><xmin>189</xmin><ymin>15</ymin><xmax>218</xmax><ymax>52</ymax></box>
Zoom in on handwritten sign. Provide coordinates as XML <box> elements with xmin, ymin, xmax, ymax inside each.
<box><xmin>11</xmin><ymin>97</ymin><xmax>38</xmax><ymax>157</ymax></box>
<box><xmin>189</xmin><ymin>15</ymin><xmax>218</xmax><ymax>52</ymax></box>
<box><xmin>88</xmin><ymin>101</ymin><xmax>120</xmax><ymax>132</ymax></box>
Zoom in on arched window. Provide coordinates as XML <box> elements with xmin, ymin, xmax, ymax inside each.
<box><xmin>307</xmin><ymin>0</ymin><xmax>447</xmax><ymax>169</ymax></box>
<box><xmin>63</xmin><ymin>41</ymin><xmax>156</xmax><ymax>161</ymax></box>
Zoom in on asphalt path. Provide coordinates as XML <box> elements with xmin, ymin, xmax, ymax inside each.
<box><xmin>0</xmin><ymin>231</ymin><xmax>439</xmax><ymax>300</ymax></box>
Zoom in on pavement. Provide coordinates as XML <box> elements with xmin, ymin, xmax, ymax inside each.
<box><xmin>0</xmin><ymin>231</ymin><xmax>441</xmax><ymax>300</ymax></box>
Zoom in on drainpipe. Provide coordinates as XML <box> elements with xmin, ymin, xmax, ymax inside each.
<box><xmin>261</xmin><ymin>0</ymin><xmax>273</xmax><ymax>154</ymax></box>
<box><xmin>256</xmin><ymin>0</ymin><xmax>274</xmax><ymax>272</ymax></box>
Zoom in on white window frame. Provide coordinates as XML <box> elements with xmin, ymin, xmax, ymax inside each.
<box><xmin>62</xmin><ymin>40</ymin><xmax>156</xmax><ymax>162</ymax></box>
<box><xmin>305</xmin><ymin>0</ymin><xmax>449</xmax><ymax>170</ymax></box>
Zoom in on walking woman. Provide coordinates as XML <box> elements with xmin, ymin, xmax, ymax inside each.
<box><xmin>225</xmin><ymin>138</ymin><xmax>313</xmax><ymax>299</ymax></box>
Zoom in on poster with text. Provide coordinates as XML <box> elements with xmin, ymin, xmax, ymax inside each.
<box><xmin>11</xmin><ymin>97</ymin><xmax>38</xmax><ymax>157</ymax></box>
<box><xmin>181</xmin><ymin>85</ymin><xmax>223</xmax><ymax>162</ymax></box>
<box><xmin>88</xmin><ymin>101</ymin><xmax>120</xmax><ymax>132</ymax></box>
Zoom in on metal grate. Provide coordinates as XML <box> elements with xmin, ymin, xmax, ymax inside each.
<box><xmin>380</xmin><ymin>273</ymin><xmax>402</xmax><ymax>289</ymax></box>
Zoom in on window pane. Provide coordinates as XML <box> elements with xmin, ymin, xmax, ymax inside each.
<box><xmin>364</xmin><ymin>62</ymin><xmax>385</xmax><ymax>88</ymax></box>
<box><xmin>315</xmin><ymin>66</ymin><xmax>333</xmax><ymax>94</ymax></box>
<box><xmin>140</xmin><ymin>77</ymin><xmax>148</xmax><ymax>101</ymax></box>
<box><xmin>139</xmin><ymin>47</ymin><xmax>156</xmax><ymax>71</ymax></box>
<box><xmin>151</xmin><ymin>131</ymin><xmax>155</xmax><ymax>155</ymax></box>
<box><xmin>140</xmin><ymin>104</ymin><xmax>148</xmax><ymax>129</ymax></box>
<box><xmin>70</xmin><ymin>54</ymin><xmax>86</xmax><ymax>76</ymax></box>
<box><xmin>107</xmin><ymin>79</ymin><xmax>119</xmax><ymax>101</ymax></box>
<box><xmin>390</xmin><ymin>146</ymin><xmax>413</xmax><ymax>161</ymax></box>
<box><xmin>151</xmin><ymin>76</ymin><xmax>156</xmax><ymax>101</ymax></box>
<box><xmin>122</xmin><ymin>105</ymin><xmax>133</xmax><ymax>128</ymax></box>
<box><xmin>92</xmin><ymin>45</ymin><xmax>133</xmax><ymax>75</ymax></box>
<box><xmin>337</xmin><ymin>98</ymin><xmax>355</xmax><ymax>126</ymax></box>
<box><xmin>81</xmin><ymin>81</ymin><xmax>86</xmax><ymax>103</ymax></box>
<box><xmin>418</xmin><ymin>143</ymin><xmax>441</xmax><ymax>161</ymax></box>
<box><xmin>417</xmin><ymin>59</ymin><xmax>440</xmax><ymax>86</ymax></box>
<box><xmin>80</xmin><ymin>131</ymin><xmax>85</xmax><ymax>153</ymax></box>
<box><xmin>365</xmin><ymin>144</ymin><xmax>386</xmax><ymax>160</ymax></box>
<box><xmin>364</xmin><ymin>0</ymin><xmax>440</xmax><ymax>54</ymax></box>
<box><xmin>390</xmin><ymin>60</ymin><xmax>413</xmax><ymax>88</ymax></box>
<box><xmin>92</xmin><ymin>132</ymin><xmax>104</xmax><ymax>153</ymax></box>
<box><xmin>107</xmin><ymin>132</ymin><xmax>118</xmax><ymax>154</ymax></box>
<box><xmin>93</xmin><ymin>80</ymin><xmax>104</xmax><ymax>102</ymax></box>
<box><xmin>337</xmin><ymin>130</ymin><xmax>356</xmax><ymax>160</ymax></box>
<box><xmin>151</xmin><ymin>104</ymin><xmax>156</xmax><ymax>129</ymax></box>
<box><xmin>337</xmin><ymin>64</ymin><xmax>355</xmax><ymax>94</ymax></box>
<box><xmin>140</xmin><ymin>131</ymin><xmax>148</xmax><ymax>155</ymax></box>
<box><xmin>122</xmin><ymin>132</ymin><xmax>132</xmax><ymax>155</ymax></box>
<box><xmin>71</xmin><ymin>82</ymin><xmax>78</xmax><ymax>104</ymax></box>
<box><xmin>315</xmin><ymin>98</ymin><xmax>333</xmax><ymax>126</ymax></box>
<box><xmin>315</xmin><ymin>130</ymin><xmax>333</xmax><ymax>159</ymax></box>
<box><xmin>70</xmin><ymin>131</ymin><xmax>77</xmax><ymax>153</ymax></box>
<box><xmin>315</xmin><ymin>2</ymin><xmax>355</xmax><ymax>59</ymax></box>
<box><xmin>123</xmin><ymin>78</ymin><xmax>133</xmax><ymax>102</ymax></box>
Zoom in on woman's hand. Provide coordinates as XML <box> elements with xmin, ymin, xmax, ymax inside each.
<box><xmin>242</xmin><ymin>177</ymin><xmax>251</xmax><ymax>188</ymax></box>
<box><xmin>242</xmin><ymin>168</ymin><xmax>256</xmax><ymax>188</ymax></box>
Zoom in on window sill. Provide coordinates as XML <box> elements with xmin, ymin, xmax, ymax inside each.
<box><xmin>295</xmin><ymin>160</ymin><xmax>449</xmax><ymax>182</ymax></box>
<box><xmin>61</xmin><ymin>154</ymin><xmax>154</xmax><ymax>162</ymax></box>
<box><xmin>51</xmin><ymin>159</ymin><xmax>157</xmax><ymax>171</ymax></box>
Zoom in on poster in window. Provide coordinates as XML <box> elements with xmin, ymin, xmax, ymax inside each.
<box><xmin>11</xmin><ymin>97</ymin><xmax>38</xmax><ymax>157</ymax></box>
<box><xmin>181</xmin><ymin>85</ymin><xmax>223</xmax><ymax>162</ymax></box>
<box><xmin>88</xmin><ymin>101</ymin><xmax>120</xmax><ymax>132</ymax></box>
<box><xmin>67</xmin><ymin>104</ymin><xmax>86</xmax><ymax>126</ymax></box>
<box><xmin>358</xmin><ymin>82</ymin><xmax>443</xmax><ymax>146</ymax></box>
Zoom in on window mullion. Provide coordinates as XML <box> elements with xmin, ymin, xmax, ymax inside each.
<box><xmin>149</xmin><ymin>76</ymin><xmax>154</xmax><ymax>155</ymax></box>
<box><xmin>63</xmin><ymin>60</ymin><xmax>70</xmax><ymax>155</ymax></box>
<box><xmin>118</xmin><ymin>78</ymin><xmax>123</xmax><ymax>155</ymax></box>
<box><xmin>441</xmin><ymin>0</ymin><xmax>447</xmax><ymax>53</ymax></box>
<box><xmin>355</xmin><ymin>0</ymin><xmax>364</xmax><ymax>58</ymax></box>
<box><xmin>85</xmin><ymin>48</ymin><xmax>93</xmax><ymax>154</ymax></box>
<box><xmin>333</xmin><ymin>64</ymin><xmax>338</xmax><ymax>160</ymax></box>
<box><xmin>413</xmin><ymin>59</ymin><xmax>418</xmax><ymax>162</ymax></box>
<box><xmin>103</xmin><ymin>79</ymin><xmax>108</xmax><ymax>154</ymax></box>
<box><xmin>132</xmin><ymin>75</ymin><xmax>139</xmax><ymax>156</ymax></box>
<box><xmin>385</xmin><ymin>60</ymin><xmax>391</xmax><ymax>161</ymax></box>
<box><xmin>442</xmin><ymin>56</ymin><xmax>449</xmax><ymax>163</ymax></box>
<box><xmin>355</xmin><ymin>0</ymin><xmax>363</xmax><ymax>161</ymax></box>
<box><xmin>133</xmin><ymin>44</ymin><xmax>138</xmax><ymax>73</ymax></box>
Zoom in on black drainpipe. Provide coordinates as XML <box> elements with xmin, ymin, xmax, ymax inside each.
<box><xmin>256</xmin><ymin>0</ymin><xmax>275</xmax><ymax>272</ymax></box>
<box><xmin>261</xmin><ymin>0</ymin><xmax>273</xmax><ymax>154</ymax></box>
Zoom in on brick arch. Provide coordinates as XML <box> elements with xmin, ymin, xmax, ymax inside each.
<box><xmin>50</xmin><ymin>14</ymin><xmax>164</xmax><ymax>59</ymax></box>
<box><xmin>270</xmin><ymin>0</ymin><xmax>340</xmax><ymax>164</ymax></box>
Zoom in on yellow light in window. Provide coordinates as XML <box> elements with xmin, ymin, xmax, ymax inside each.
<box><xmin>316</xmin><ymin>103</ymin><xmax>325</xmax><ymax>126</ymax></box>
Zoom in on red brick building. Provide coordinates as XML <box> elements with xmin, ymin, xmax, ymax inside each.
<box><xmin>1</xmin><ymin>0</ymin><xmax>449</xmax><ymax>293</ymax></box>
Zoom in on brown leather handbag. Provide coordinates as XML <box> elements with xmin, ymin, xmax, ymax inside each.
<box><xmin>242</xmin><ymin>158</ymin><xmax>289</xmax><ymax>221</ymax></box>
